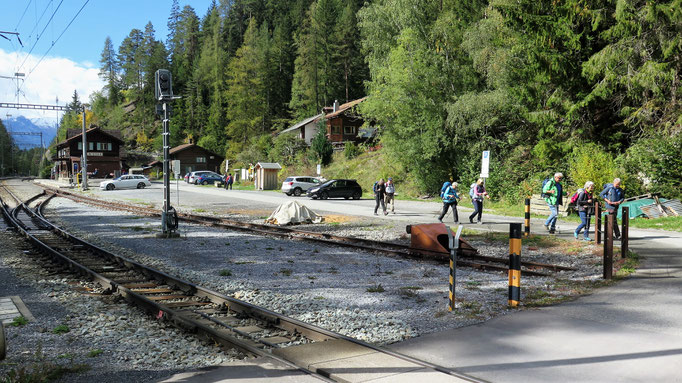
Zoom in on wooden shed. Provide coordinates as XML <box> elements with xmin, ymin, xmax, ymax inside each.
<box><xmin>254</xmin><ymin>162</ymin><xmax>282</xmax><ymax>190</ymax></box>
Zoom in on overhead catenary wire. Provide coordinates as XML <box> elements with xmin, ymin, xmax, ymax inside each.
<box><xmin>14</xmin><ymin>1</ymin><xmax>34</xmax><ymax>32</ymax></box>
<box><xmin>17</xmin><ymin>0</ymin><xmax>91</xmax><ymax>95</ymax></box>
<box><xmin>15</xmin><ymin>0</ymin><xmax>64</xmax><ymax>75</ymax></box>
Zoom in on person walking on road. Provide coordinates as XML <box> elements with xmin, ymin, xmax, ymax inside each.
<box><xmin>438</xmin><ymin>182</ymin><xmax>460</xmax><ymax>223</ymax></box>
<box><xmin>227</xmin><ymin>173</ymin><xmax>234</xmax><ymax>190</ymax></box>
<box><xmin>469</xmin><ymin>179</ymin><xmax>489</xmax><ymax>224</ymax></box>
<box><xmin>600</xmin><ymin>177</ymin><xmax>624</xmax><ymax>239</ymax></box>
<box><xmin>373</xmin><ymin>179</ymin><xmax>387</xmax><ymax>216</ymax></box>
<box><xmin>574</xmin><ymin>181</ymin><xmax>595</xmax><ymax>241</ymax></box>
<box><xmin>385</xmin><ymin>178</ymin><xmax>396</xmax><ymax>214</ymax></box>
<box><xmin>542</xmin><ymin>172</ymin><xmax>566</xmax><ymax>234</ymax></box>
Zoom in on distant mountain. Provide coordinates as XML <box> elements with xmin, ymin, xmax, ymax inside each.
<box><xmin>1</xmin><ymin>116</ymin><xmax>58</xmax><ymax>149</ymax></box>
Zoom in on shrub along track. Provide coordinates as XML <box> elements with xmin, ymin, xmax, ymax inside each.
<box><xmin>43</xmin><ymin>187</ymin><xmax>574</xmax><ymax>277</ymax></box>
<box><xmin>0</xmin><ymin>185</ymin><xmax>484</xmax><ymax>382</ymax></box>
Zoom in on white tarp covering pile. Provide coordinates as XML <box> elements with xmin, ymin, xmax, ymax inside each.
<box><xmin>265</xmin><ymin>201</ymin><xmax>323</xmax><ymax>225</ymax></box>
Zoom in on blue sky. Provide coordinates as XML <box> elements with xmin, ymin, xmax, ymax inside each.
<box><xmin>1</xmin><ymin>0</ymin><xmax>214</xmax><ymax>120</ymax></box>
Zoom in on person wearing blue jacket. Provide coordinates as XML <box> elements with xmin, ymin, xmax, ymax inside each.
<box><xmin>600</xmin><ymin>178</ymin><xmax>625</xmax><ymax>239</ymax></box>
<box><xmin>438</xmin><ymin>182</ymin><xmax>460</xmax><ymax>223</ymax></box>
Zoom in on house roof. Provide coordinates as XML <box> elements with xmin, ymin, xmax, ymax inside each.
<box><xmin>57</xmin><ymin>126</ymin><xmax>124</xmax><ymax>148</ymax></box>
<box><xmin>279</xmin><ymin>113</ymin><xmax>324</xmax><ymax>135</ymax></box>
<box><xmin>255</xmin><ymin>162</ymin><xmax>282</xmax><ymax>170</ymax></box>
<box><xmin>169</xmin><ymin>143</ymin><xmax>224</xmax><ymax>160</ymax></box>
<box><xmin>324</xmin><ymin>97</ymin><xmax>367</xmax><ymax>119</ymax></box>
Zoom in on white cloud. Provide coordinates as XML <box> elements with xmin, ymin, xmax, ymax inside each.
<box><xmin>0</xmin><ymin>48</ymin><xmax>104</xmax><ymax>120</ymax></box>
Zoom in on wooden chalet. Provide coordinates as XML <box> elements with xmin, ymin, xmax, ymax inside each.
<box><xmin>279</xmin><ymin>97</ymin><xmax>372</xmax><ymax>149</ymax></box>
<box><xmin>167</xmin><ymin>143</ymin><xmax>224</xmax><ymax>174</ymax></box>
<box><xmin>52</xmin><ymin>126</ymin><xmax>125</xmax><ymax>180</ymax></box>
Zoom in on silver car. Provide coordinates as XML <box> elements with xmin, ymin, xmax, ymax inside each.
<box><xmin>188</xmin><ymin>171</ymin><xmax>212</xmax><ymax>184</ymax></box>
<box><xmin>100</xmin><ymin>175</ymin><xmax>152</xmax><ymax>191</ymax></box>
<box><xmin>281</xmin><ymin>176</ymin><xmax>321</xmax><ymax>196</ymax></box>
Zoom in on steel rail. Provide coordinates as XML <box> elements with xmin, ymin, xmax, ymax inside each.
<box><xmin>43</xmin><ymin>187</ymin><xmax>571</xmax><ymax>276</ymax></box>
<box><xmin>1</xmin><ymin>187</ymin><xmax>486</xmax><ymax>383</ymax></box>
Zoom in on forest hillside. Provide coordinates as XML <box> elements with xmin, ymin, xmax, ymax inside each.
<box><xmin>45</xmin><ymin>0</ymin><xmax>681</xmax><ymax>201</ymax></box>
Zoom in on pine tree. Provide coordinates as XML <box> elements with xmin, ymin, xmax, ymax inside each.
<box><xmin>99</xmin><ymin>36</ymin><xmax>120</xmax><ymax>106</ymax></box>
<box><xmin>226</xmin><ymin>18</ymin><xmax>266</xmax><ymax>152</ymax></box>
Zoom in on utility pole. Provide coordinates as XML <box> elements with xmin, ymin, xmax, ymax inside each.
<box><xmin>81</xmin><ymin>105</ymin><xmax>88</xmax><ymax>190</ymax></box>
<box><xmin>5</xmin><ymin>113</ymin><xmax>12</xmax><ymax>174</ymax></box>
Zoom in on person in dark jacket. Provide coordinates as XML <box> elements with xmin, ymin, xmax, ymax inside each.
<box><xmin>438</xmin><ymin>182</ymin><xmax>460</xmax><ymax>223</ymax></box>
<box><xmin>373</xmin><ymin>179</ymin><xmax>386</xmax><ymax>216</ymax></box>
<box><xmin>600</xmin><ymin>178</ymin><xmax>624</xmax><ymax>239</ymax></box>
<box><xmin>574</xmin><ymin>181</ymin><xmax>595</xmax><ymax>241</ymax></box>
<box><xmin>469</xmin><ymin>179</ymin><xmax>489</xmax><ymax>224</ymax></box>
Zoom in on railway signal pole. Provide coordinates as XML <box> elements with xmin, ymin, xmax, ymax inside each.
<box><xmin>155</xmin><ymin>69</ymin><xmax>180</xmax><ymax>237</ymax></box>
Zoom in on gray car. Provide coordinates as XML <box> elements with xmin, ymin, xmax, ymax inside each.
<box><xmin>281</xmin><ymin>176</ymin><xmax>321</xmax><ymax>196</ymax></box>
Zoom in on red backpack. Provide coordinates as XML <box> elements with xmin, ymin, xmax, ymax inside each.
<box><xmin>569</xmin><ymin>188</ymin><xmax>584</xmax><ymax>205</ymax></box>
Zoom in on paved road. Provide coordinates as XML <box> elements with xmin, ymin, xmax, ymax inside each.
<box><xmin>41</xmin><ymin>180</ymin><xmax>682</xmax><ymax>382</ymax></box>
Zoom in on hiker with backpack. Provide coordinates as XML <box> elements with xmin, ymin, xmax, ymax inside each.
<box><xmin>438</xmin><ymin>182</ymin><xmax>460</xmax><ymax>223</ymax></box>
<box><xmin>574</xmin><ymin>181</ymin><xmax>595</xmax><ymax>241</ymax></box>
<box><xmin>542</xmin><ymin>172</ymin><xmax>567</xmax><ymax>234</ymax></box>
<box><xmin>600</xmin><ymin>178</ymin><xmax>625</xmax><ymax>239</ymax></box>
<box><xmin>373</xmin><ymin>179</ymin><xmax>387</xmax><ymax>216</ymax></box>
<box><xmin>385</xmin><ymin>177</ymin><xmax>396</xmax><ymax>214</ymax></box>
<box><xmin>468</xmin><ymin>179</ymin><xmax>489</xmax><ymax>224</ymax></box>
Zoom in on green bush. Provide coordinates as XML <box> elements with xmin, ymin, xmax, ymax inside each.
<box><xmin>343</xmin><ymin>142</ymin><xmax>362</xmax><ymax>160</ymax></box>
<box><xmin>567</xmin><ymin>143</ymin><xmax>618</xmax><ymax>193</ymax></box>
<box><xmin>619</xmin><ymin>133</ymin><xmax>682</xmax><ymax>199</ymax></box>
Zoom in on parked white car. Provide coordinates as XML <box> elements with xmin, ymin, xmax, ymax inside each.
<box><xmin>100</xmin><ymin>175</ymin><xmax>152</xmax><ymax>191</ymax></box>
<box><xmin>281</xmin><ymin>176</ymin><xmax>321</xmax><ymax>196</ymax></box>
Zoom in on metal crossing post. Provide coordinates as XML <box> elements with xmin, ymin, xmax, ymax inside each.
<box><xmin>447</xmin><ymin>225</ymin><xmax>463</xmax><ymax>311</ymax></box>
<box><xmin>621</xmin><ymin>206</ymin><xmax>629</xmax><ymax>258</ymax></box>
<box><xmin>595</xmin><ymin>202</ymin><xmax>602</xmax><ymax>244</ymax></box>
<box><xmin>508</xmin><ymin>223</ymin><xmax>522</xmax><ymax>307</ymax></box>
<box><xmin>524</xmin><ymin>198</ymin><xmax>531</xmax><ymax>237</ymax></box>
<box><xmin>603</xmin><ymin>214</ymin><xmax>614</xmax><ymax>279</ymax></box>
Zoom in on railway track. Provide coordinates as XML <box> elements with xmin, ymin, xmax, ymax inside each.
<box><xmin>1</xmin><ymin>185</ymin><xmax>484</xmax><ymax>382</ymax></box>
<box><xmin>42</xmin><ymin>187</ymin><xmax>574</xmax><ymax>277</ymax></box>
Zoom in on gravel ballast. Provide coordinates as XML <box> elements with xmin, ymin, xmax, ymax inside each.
<box><xmin>1</xmin><ymin>181</ymin><xmax>607</xmax><ymax>381</ymax></box>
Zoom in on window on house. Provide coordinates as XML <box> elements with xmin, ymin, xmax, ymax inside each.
<box><xmin>197</xmin><ymin>157</ymin><xmax>206</xmax><ymax>163</ymax></box>
<box><xmin>344</xmin><ymin>126</ymin><xmax>356</xmax><ymax>135</ymax></box>
<box><xmin>89</xmin><ymin>142</ymin><xmax>94</xmax><ymax>150</ymax></box>
<box><xmin>332</xmin><ymin>125</ymin><xmax>342</xmax><ymax>134</ymax></box>
<box><xmin>77</xmin><ymin>142</ymin><xmax>81</xmax><ymax>150</ymax></box>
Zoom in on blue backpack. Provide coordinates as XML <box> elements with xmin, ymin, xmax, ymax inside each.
<box><xmin>443</xmin><ymin>185</ymin><xmax>457</xmax><ymax>202</ymax></box>
<box><xmin>599</xmin><ymin>183</ymin><xmax>614</xmax><ymax>200</ymax></box>
<box><xmin>540</xmin><ymin>177</ymin><xmax>552</xmax><ymax>198</ymax></box>
<box><xmin>440</xmin><ymin>182</ymin><xmax>451</xmax><ymax>198</ymax></box>
<box><xmin>469</xmin><ymin>183</ymin><xmax>476</xmax><ymax>199</ymax></box>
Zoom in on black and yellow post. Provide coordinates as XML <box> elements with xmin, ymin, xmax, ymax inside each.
<box><xmin>524</xmin><ymin>198</ymin><xmax>531</xmax><ymax>237</ymax></box>
<box><xmin>508</xmin><ymin>223</ymin><xmax>522</xmax><ymax>307</ymax></box>
<box><xmin>603</xmin><ymin>214</ymin><xmax>614</xmax><ymax>279</ymax></box>
<box><xmin>447</xmin><ymin>225</ymin><xmax>463</xmax><ymax>311</ymax></box>
<box><xmin>621</xmin><ymin>206</ymin><xmax>629</xmax><ymax>258</ymax></box>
